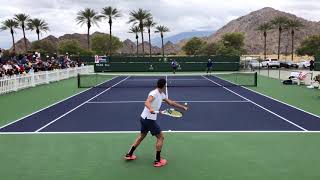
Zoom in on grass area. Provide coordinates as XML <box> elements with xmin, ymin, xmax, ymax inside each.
<box><xmin>0</xmin><ymin>78</ymin><xmax>86</xmax><ymax>127</ymax></box>
<box><xmin>1</xmin><ymin>133</ymin><xmax>320</xmax><ymax>180</ymax></box>
<box><xmin>249</xmin><ymin>75</ymin><xmax>320</xmax><ymax>116</ymax></box>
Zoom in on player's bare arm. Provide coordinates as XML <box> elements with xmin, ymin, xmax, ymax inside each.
<box><xmin>145</xmin><ymin>95</ymin><xmax>155</xmax><ymax>113</ymax></box>
<box><xmin>164</xmin><ymin>98</ymin><xmax>188</xmax><ymax>111</ymax></box>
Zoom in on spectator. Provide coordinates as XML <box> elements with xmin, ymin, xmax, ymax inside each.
<box><xmin>0</xmin><ymin>48</ymin><xmax>3</xmax><ymax>63</ymax></box>
<box><xmin>307</xmin><ymin>74</ymin><xmax>320</xmax><ymax>88</ymax></box>
<box><xmin>310</xmin><ymin>59</ymin><xmax>315</xmax><ymax>71</ymax></box>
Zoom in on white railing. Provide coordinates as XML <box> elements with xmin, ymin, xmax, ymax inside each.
<box><xmin>0</xmin><ymin>65</ymin><xmax>94</xmax><ymax>95</ymax></box>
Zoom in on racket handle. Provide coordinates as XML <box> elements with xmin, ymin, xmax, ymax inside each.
<box><xmin>154</xmin><ymin>111</ymin><xmax>160</xmax><ymax>114</ymax></box>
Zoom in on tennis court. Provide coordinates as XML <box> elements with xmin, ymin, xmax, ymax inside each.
<box><xmin>1</xmin><ymin>72</ymin><xmax>319</xmax><ymax>133</ymax></box>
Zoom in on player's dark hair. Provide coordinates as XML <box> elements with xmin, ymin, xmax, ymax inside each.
<box><xmin>157</xmin><ymin>78</ymin><xmax>166</xmax><ymax>89</ymax></box>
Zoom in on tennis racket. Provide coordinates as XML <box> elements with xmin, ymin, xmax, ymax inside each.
<box><xmin>155</xmin><ymin>108</ymin><xmax>183</xmax><ymax>118</ymax></box>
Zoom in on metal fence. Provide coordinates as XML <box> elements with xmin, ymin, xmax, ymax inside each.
<box><xmin>0</xmin><ymin>66</ymin><xmax>94</xmax><ymax>95</ymax></box>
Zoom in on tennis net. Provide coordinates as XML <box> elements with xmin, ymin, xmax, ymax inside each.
<box><xmin>77</xmin><ymin>72</ymin><xmax>257</xmax><ymax>88</ymax></box>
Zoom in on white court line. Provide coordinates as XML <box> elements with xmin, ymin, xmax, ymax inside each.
<box><xmin>242</xmin><ymin>85</ymin><xmax>320</xmax><ymax>119</ymax></box>
<box><xmin>213</xmin><ymin>74</ymin><xmax>319</xmax><ymax>119</ymax></box>
<box><xmin>35</xmin><ymin>76</ymin><xmax>130</xmax><ymax>132</ymax></box>
<box><xmin>127</xmin><ymin>79</ymin><xmax>207</xmax><ymax>81</ymax></box>
<box><xmin>1</xmin><ymin>130</ymin><xmax>319</xmax><ymax>135</ymax></box>
<box><xmin>86</xmin><ymin>100</ymin><xmax>250</xmax><ymax>104</ymax></box>
<box><xmin>0</xmin><ymin>76</ymin><xmax>119</xmax><ymax>130</ymax></box>
<box><xmin>165</xmin><ymin>75</ymin><xmax>168</xmax><ymax>98</ymax></box>
<box><xmin>202</xmin><ymin>76</ymin><xmax>308</xmax><ymax>131</ymax></box>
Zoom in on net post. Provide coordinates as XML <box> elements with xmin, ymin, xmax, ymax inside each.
<box><xmin>77</xmin><ymin>73</ymin><xmax>80</xmax><ymax>88</ymax></box>
<box><xmin>254</xmin><ymin>72</ymin><xmax>258</xmax><ymax>87</ymax></box>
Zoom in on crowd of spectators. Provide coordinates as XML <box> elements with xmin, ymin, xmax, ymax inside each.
<box><xmin>0</xmin><ymin>50</ymin><xmax>85</xmax><ymax>78</ymax></box>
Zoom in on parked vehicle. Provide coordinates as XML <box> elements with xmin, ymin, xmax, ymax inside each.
<box><xmin>248</xmin><ymin>60</ymin><xmax>262</xmax><ymax>69</ymax></box>
<box><xmin>261</xmin><ymin>58</ymin><xmax>280</xmax><ymax>68</ymax></box>
<box><xmin>279</xmin><ymin>60</ymin><xmax>298</xmax><ymax>69</ymax></box>
<box><xmin>297</xmin><ymin>60</ymin><xmax>310</xmax><ymax>68</ymax></box>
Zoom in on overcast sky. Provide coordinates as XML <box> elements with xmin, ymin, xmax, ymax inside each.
<box><xmin>1</xmin><ymin>0</ymin><xmax>320</xmax><ymax>49</ymax></box>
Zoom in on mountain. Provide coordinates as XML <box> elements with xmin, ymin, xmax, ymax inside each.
<box><xmin>152</xmin><ymin>30</ymin><xmax>213</xmax><ymax>47</ymax></box>
<box><xmin>118</xmin><ymin>40</ymin><xmax>181</xmax><ymax>55</ymax></box>
<box><xmin>10</xmin><ymin>38</ymin><xmax>31</xmax><ymax>53</ymax></box>
<box><xmin>208</xmin><ymin>7</ymin><xmax>320</xmax><ymax>54</ymax></box>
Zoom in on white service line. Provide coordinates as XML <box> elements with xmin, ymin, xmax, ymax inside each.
<box><xmin>35</xmin><ymin>76</ymin><xmax>130</xmax><ymax>132</ymax></box>
<box><xmin>0</xmin><ymin>76</ymin><xmax>119</xmax><ymax>130</ymax></box>
<box><xmin>1</xmin><ymin>130</ymin><xmax>318</xmax><ymax>135</ymax></box>
<box><xmin>202</xmin><ymin>75</ymin><xmax>308</xmax><ymax>131</ymax></box>
<box><xmin>86</xmin><ymin>100</ymin><xmax>250</xmax><ymax>104</ymax></box>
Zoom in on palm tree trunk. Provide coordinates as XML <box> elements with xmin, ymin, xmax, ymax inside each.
<box><xmin>136</xmin><ymin>35</ymin><xmax>139</xmax><ymax>57</ymax></box>
<box><xmin>22</xmin><ymin>25</ymin><xmax>27</xmax><ymax>51</ymax></box>
<box><xmin>277</xmin><ymin>27</ymin><xmax>281</xmax><ymax>60</ymax></box>
<box><xmin>161</xmin><ymin>33</ymin><xmax>164</xmax><ymax>57</ymax></box>
<box><xmin>87</xmin><ymin>27</ymin><xmax>90</xmax><ymax>50</ymax></box>
<box><xmin>148</xmin><ymin>28</ymin><xmax>152</xmax><ymax>57</ymax></box>
<box><xmin>109</xmin><ymin>19</ymin><xmax>112</xmax><ymax>56</ymax></box>
<box><xmin>291</xmin><ymin>30</ymin><xmax>294</xmax><ymax>61</ymax></box>
<box><xmin>11</xmin><ymin>29</ymin><xmax>15</xmax><ymax>52</ymax></box>
<box><xmin>264</xmin><ymin>32</ymin><xmax>267</xmax><ymax>60</ymax></box>
<box><xmin>140</xmin><ymin>24</ymin><xmax>144</xmax><ymax>57</ymax></box>
<box><xmin>37</xmin><ymin>29</ymin><xmax>40</xmax><ymax>41</ymax></box>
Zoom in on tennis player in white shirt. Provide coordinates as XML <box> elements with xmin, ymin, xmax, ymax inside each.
<box><xmin>124</xmin><ymin>78</ymin><xmax>188</xmax><ymax>167</ymax></box>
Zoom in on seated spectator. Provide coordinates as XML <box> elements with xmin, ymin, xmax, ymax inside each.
<box><xmin>283</xmin><ymin>72</ymin><xmax>308</xmax><ymax>85</ymax></box>
<box><xmin>307</xmin><ymin>74</ymin><xmax>320</xmax><ymax>88</ymax></box>
<box><xmin>0</xmin><ymin>48</ymin><xmax>3</xmax><ymax>63</ymax></box>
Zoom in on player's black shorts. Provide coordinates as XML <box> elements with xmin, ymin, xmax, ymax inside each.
<box><xmin>140</xmin><ymin>117</ymin><xmax>161</xmax><ymax>136</ymax></box>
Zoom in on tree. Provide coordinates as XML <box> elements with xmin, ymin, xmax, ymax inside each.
<box><xmin>271</xmin><ymin>16</ymin><xmax>289</xmax><ymax>60</ymax></box>
<box><xmin>1</xmin><ymin>19</ymin><xmax>19</xmax><ymax>51</ymax></box>
<box><xmin>128</xmin><ymin>8</ymin><xmax>152</xmax><ymax>57</ymax></box>
<box><xmin>215</xmin><ymin>43</ymin><xmax>243</xmax><ymax>56</ymax></box>
<box><xmin>27</xmin><ymin>18</ymin><xmax>49</xmax><ymax>40</ymax></box>
<box><xmin>129</xmin><ymin>26</ymin><xmax>140</xmax><ymax>57</ymax></box>
<box><xmin>256</xmin><ymin>22</ymin><xmax>273</xmax><ymax>60</ymax></box>
<box><xmin>14</xmin><ymin>13</ymin><xmax>30</xmax><ymax>51</ymax></box>
<box><xmin>58</xmin><ymin>40</ymin><xmax>85</xmax><ymax>55</ymax></box>
<box><xmin>155</xmin><ymin>25</ymin><xmax>170</xmax><ymax>57</ymax></box>
<box><xmin>222</xmin><ymin>32</ymin><xmax>245</xmax><ymax>49</ymax></box>
<box><xmin>144</xmin><ymin>18</ymin><xmax>156</xmax><ymax>57</ymax></box>
<box><xmin>221</xmin><ymin>32</ymin><xmax>246</xmax><ymax>55</ymax></box>
<box><xmin>182</xmin><ymin>37</ymin><xmax>205</xmax><ymax>55</ymax></box>
<box><xmin>101</xmin><ymin>6</ymin><xmax>121</xmax><ymax>56</ymax></box>
<box><xmin>286</xmin><ymin>19</ymin><xmax>304</xmax><ymax>61</ymax></box>
<box><xmin>199</xmin><ymin>42</ymin><xmax>219</xmax><ymax>56</ymax></box>
<box><xmin>31</xmin><ymin>40</ymin><xmax>57</xmax><ymax>54</ymax></box>
<box><xmin>296</xmin><ymin>35</ymin><xmax>320</xmax><ymax>57</ymax></box>
<box><xmin>91</xmin><ymin>34</ymin><xmax>122</xmax><ymax>55</ymax></box>
<box><xmin>76</xmin><ymin>8</ymin><xmax>101</xmax><ymax>50</ymax></box>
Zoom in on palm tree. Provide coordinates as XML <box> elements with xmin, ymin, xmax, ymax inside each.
<box><xmin>128</xmin><ymin>8</ymin><xmax>152</xmax><ymax>57</ymax></box>
<box><xmin>1</xmin><ymin>19</ymin><xmax>19</xmax><ymax>51</ymax></box>
<box><xmin>286</xmin><ymin>19</ymin><xmax>304</xmax><ymax>61</ymax></box>
<box><xmin>14</xmin><ymin>13</ymin><xmax>30</xmax><ymax>51</ymax></box>
<box><xmin>27</xmin><ymin>18</ymin><xmax>49</xmax><ymax>41</ymax></box>
<box><xmin>271</xmin><ymin>16</ymin><xmax>289</xmax><ymax>60</ymax></box>
<box><xmin>256</xmin><ymin>22</ymin><xmax>273</xmax><ymax>60</ymax></box>
<box><xmin>101</xmin><ymin>6</ymin><xmax>121</xmax><ymax>56</ymax></box>
<box><xmin>129</xmin><ymin>26</ymin><xmax>140</xmax><ymax>57</ymax></box>
<box><xmin>144</xmin><ymin>18</ymin><xmax>156</xmax><ymax>57</ymax></box>
<box><xmin>155</xmin><ymin>25</ymin><xmax>170</xmax><ymax>57</ymax></box>
<box><xmin>76</xmin><ymin>8</ymin><xmax>101</xmax><ymax>50</ymax></box>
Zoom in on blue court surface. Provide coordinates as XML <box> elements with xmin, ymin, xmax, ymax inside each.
<box><xmin>1</xmin><ymin>75</ymin><xmax>320</xmax><ymax>133</ymax></box>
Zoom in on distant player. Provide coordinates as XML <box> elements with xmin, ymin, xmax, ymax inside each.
<box><xmin>171</xmin><ymin>59</ymin><xmax>178</xmax><ymax>74</ymax></box>
<box><xmin>206</xmin><ymin>58</ymin><xmax>213</xmax><ymax>75</ymax></box>
<box><xmin>124</xmin><ymin>78</ymin><xmax>188</xmax><ymax>167</ymax></box>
